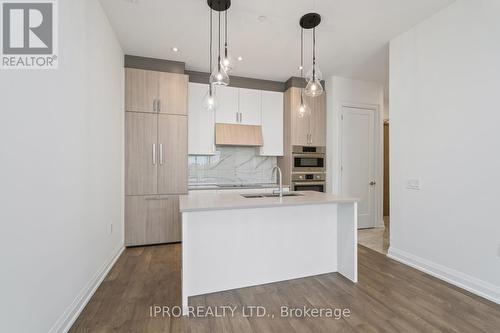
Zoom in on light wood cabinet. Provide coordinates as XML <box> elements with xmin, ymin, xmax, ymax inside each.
<box><xmin>291</xmin><ymin>88</ymin><xmax>310</xmax><ymax>146</ymax></box>
<box><xmin>289</xmin><ymin>87</ymin><xmax>326</xmax><ymax>147</ymax></box>
<box><xmin>158</xmin><ymin>114</ymin><xmax>188</xmax><ymax>194</ymax></box>
<box><xmin>279</xmin><ymin>86</ymin><xmax>326</xmax><ymax>185</ymax></box>
<box><xmin>158</xmin><ymin>72</ymin><xmax>188</xmax><ymax>115</ymax></box>
<box><xmin>125</xmin><ymin>112</ymin><xmax>187</xmax><ymax>196</ymax></box>
<box><xmin>125</xmin><ymin>68</ymin><xmax>158</xmax><ymax>113</ymax></box>
<box><xmin>125</xmin><ymin>112</ymin><xmax>158</xmax><ymax>195</ymax></box>
<box><xmin>310</xmin><ymin>93</ymin><xmax>326</xmax><ymax>146</ymax></box>
<box><xmin>125</xmin><ymin>195</ymin><xmax>181</xmax><ymax>246</ymax></box>
<box><xmin>125</xmin><ymin>68</ymin><xmax>188</xmax><ymax>246</ymax></box>
<box><xmin>125</xmin><ymin>68</ymin><xmax>188</xmax><ymax>115</ymax></box>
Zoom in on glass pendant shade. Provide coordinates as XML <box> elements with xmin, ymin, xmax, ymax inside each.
<box><xmin>304</xmin><ymin>78</ymin><xmax>324</xmax><ymax>97</ymax></box>
<box><xmin>210</xmin><ymin>64</ymin><xmax>230</xmax><ymax>86</ymax></box>
<box><xmin>305</xmin><ymin>67</ymin><xmax>323</xmax><ymax>81</ymax></box>
<box><xmin>202</xmin><ymin>87</ymin><xmax>218</xmax><ymax>111</ymax></box>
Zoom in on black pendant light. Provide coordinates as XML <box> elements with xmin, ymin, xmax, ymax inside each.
<box><xmin>300</xmin><ymin>13</ymin><xmax>323</xmax><ymax>97</ymax></box>
<box><xmin>203</xmin><ymin>6</ymin><xmax>217</xmax><ymax>111</ymax></box>
<box><xmin>298</xmin><ymin>27</ymin><xmax>310</xmax><ymax>118</ymax></box>
<box><xmin>221</xmin><ymin>11</ymin><xmax>233</xmax><ymax>72</ymax></box>
<box><xmin>208</xmin><ymin>0</ymin><xmax>231</xmax><ymax>86</ymax></box>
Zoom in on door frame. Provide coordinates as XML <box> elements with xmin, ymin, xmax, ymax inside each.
<box><xmin>339</xmin><ymin>103</ymin><xmax>383</xmax><ymax>228</ymax></box>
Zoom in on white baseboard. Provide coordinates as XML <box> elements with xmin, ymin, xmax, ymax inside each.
<box><xmin>48</xmin><ymin>246</ymin><xmax>125</xmax><ymax>333</ymax></box>
<box><xmin>387</xmin><ymin>247</ymin><xmax>500</xmax><ymax>305</ymax></box>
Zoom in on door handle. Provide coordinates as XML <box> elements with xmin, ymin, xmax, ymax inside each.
<box><xmin>159</xmin><ymin>144</ymin><xmax>164</xmax><ymax>165</ymax></box>
<box><xmin>152</xmin><ymin>144</ymin><xmax>156</xmax><ymax>165</ymax></box>
<box><xmin>370</xmin><ymin>181</ymin><xmax>376</xmax><ymax>186</ymax></box>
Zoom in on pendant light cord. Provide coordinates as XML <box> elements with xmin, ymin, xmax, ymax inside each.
<box><xmin>312</xmin><ymin>27</ymin><xmax>316</xmax><ymax>80</ymax></box>
<box><xmin>300</xmin><ymin>28</ymin><xmax>304</xmax><ymax>78</ymax></box>
<box><xmin>218</xmin><ymin>11</ymin><xmax>221</xmax><ymax>70</ymax></box>
<box><xmin>300</xmin><ymin>27</ymin><xmax>304</xmax><ymax>104</ymax></box>
<box><xmin>209</xmin><ymin>8</ymin><xmax>213</xmax><ymax>93</ymax></box>
<box><xmin>224</xmin><ymin>10</ymin><xmax>228</xmax><ymax>58</ymax></box>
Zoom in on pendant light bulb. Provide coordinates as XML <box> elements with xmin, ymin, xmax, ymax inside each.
<box><xmin>304</xmin><ymin>78</ymin><xmax>323</xmax><ymax>97</ymax></box>
<box><xmin>203</xmin><ymin>86</ymin><xmax>218</xmax><ymax>111</ymax></box>
<box><xmin>298</xmin><ymin>92</ymin><xmax>311</xmax><ymax>118</ymax></box>
<box><xmin>210</xmin><ymin>64</ymin><xmax>230</xmax><ymax>86</ymax></box>
<box><xmin>221</xmin><ymin>54</ymin><xmax>233</xmax><ymax>72</ymax></box>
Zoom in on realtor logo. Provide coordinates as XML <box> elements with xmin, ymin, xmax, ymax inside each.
<box><xmin>1</xmin><ymin>0</ymin><xmax>58</xmax><ymax>69</ymax></box>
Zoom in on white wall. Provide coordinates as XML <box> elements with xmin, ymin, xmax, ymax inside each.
<box><xmin>389</xmin><ymin>0</ymin><xmax>500</xmax><ymax>303</ymax></box>
<box><xmin>326</xmin><ymin>77</ymin><xmax>385</xmax><ymax>225</ymax></box>
<box><xmin>0</xmin><ymin>0</ymin><xmax>124</xmax><ymax>332</ymax></box>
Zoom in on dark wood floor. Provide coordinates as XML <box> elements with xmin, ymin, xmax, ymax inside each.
<box><xmin>70</xmin><ymin>244</ymin><xmax>500</xmax><ymax>333</ymax></box>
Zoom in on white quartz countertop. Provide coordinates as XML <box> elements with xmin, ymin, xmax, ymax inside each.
<box><xmin>188</xmin><ymin>183</ymin><xmax>285</xmax><ymax>191</ymax></box>
<box><xmin>179</xmin><ymin>191</ymin><xmax>357</xmax><ymax>212</ymax></box>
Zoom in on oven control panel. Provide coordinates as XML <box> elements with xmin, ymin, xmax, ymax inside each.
<box><xmin>292</xmin><ymin>173</ymin><xmax>326</xmax><ymax>181</ymax></box>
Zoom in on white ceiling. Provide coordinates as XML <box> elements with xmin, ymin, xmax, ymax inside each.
<box><xmin>100</xmin><ymin>0</ymin><xmax>454</xmax><ymax>90</ymax></box>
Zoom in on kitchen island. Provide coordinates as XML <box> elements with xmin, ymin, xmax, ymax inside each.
<box><xmin>179</xmin><ymin>191</ymin><xmax>358</xmax><ymax>315</ymax></box>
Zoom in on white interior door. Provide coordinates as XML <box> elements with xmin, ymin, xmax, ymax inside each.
<box><xmin>340</xmin><ymin>106</ymin><xmax>376</xmax><ymax>229</ymax></box>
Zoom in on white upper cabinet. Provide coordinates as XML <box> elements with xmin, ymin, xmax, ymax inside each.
<box><xmin>215</xmin><ymin>85</ymin><xmax>239</xmax><ymax>124</ymax></box>
<box><xmin>188</xmin><ymin>83</ymin><xmax>283</xmax><ymax>156</ymax></box>
<box><xmin>188</xmin><ymin>83</ymin><xmax>215</xmax><ymax>155</ymax></box>
<box><xmin>238</xmin><ymin>88</ymin><xmax>262</xmax><ymax>125</ymax></box>
<box><xmin>260</xmin><ymin>91</ymin><xmax>284</xmax><ymax>156</ymax></box>
<box><xmin>215</xmin><ymin>86</ymin><xmax>262</xmax><ymax>126</ymax></box>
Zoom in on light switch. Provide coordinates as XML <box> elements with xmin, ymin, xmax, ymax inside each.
<box><xmin>406</xmin><ymin>179</ymin><xmax>421</xmax><ymax>190</ymax></box>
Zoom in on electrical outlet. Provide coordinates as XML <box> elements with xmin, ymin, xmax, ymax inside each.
<box><xmin>406</xmin><ymin>179</ymin><xmax>421</xmax><ymax>190</ymax></box>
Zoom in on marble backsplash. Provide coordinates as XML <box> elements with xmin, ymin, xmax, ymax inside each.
<box><xmin>189</xmin><ymin>147</ymin><xmax>277</xmax><ymax>185</ymax></box>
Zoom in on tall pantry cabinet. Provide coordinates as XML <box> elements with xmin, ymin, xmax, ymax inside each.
<box><xmin>125</xmin><ymin>68</ymin><xmax>188</xmax><ymax>246</ymax></box>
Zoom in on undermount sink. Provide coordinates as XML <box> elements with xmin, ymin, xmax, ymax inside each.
<box><xmin>242</xmin><ymin>193</ymin><xmax>303</xmax><ymax>199</ymax></box>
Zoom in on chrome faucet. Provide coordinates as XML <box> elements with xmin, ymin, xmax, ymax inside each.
<box><xmin>272</xmin><ymin>166</ymin><xmax>283</xmax><ymax>198</ymax></box>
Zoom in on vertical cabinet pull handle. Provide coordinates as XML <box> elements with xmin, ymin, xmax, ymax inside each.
<box><xmin>158</xmin><ymin>100</ymin><xmax>161</xmax><ymax>113</ymax></box>
<box><xmin>159</xmin><ymin>144</ymin><xmax>164</xmax><ymax>165</ymax></box>
<box><xmin>152</xmin><ymin>144</ymin><xmax>156</xmax><ymax>165</ymax></box>
<box><xmin>236</xmin><ymin>112</ymin><xmax>238</xmax><ymax>123</ymax></box>
<box><xmin>153</xmin><ymin>99</ymin><xmax>156</xmax><ymax>112</ymax></box>
<box><xmin>240</xmin><ymin>113</ymin><xmax>242</xmax><ymax>123</ymax></box>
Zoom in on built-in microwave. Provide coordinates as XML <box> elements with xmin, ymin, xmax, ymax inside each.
<box><xmin>292</xmin><ymin>146</ymin><xmax>326</xmax><ymax>173</ymax></box>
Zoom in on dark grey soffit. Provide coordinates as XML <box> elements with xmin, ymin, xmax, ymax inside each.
<box><xmin>124</xmin><ymin>55</ymin><xmax>185</xmax><ymax>74</ymax></box>
<box><xmin>185</xmin><ymin>71</ymin><xmax>286</xmax><ymax>92</ymax></box>
<box><xmin>124</xmin><ymin>55</ymin><xmax>310</xmax><ymax>92</ymax></box>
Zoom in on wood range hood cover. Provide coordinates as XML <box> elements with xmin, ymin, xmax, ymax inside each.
<box><xmin>215</xmin><ymin>123</ymin><xmax>263</xmax><ymax>146</ymax></box>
